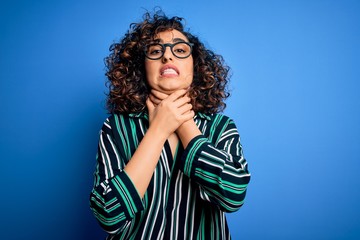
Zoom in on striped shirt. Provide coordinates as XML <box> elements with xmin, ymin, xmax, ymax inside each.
<box><xmin>90</xmin><ymin>112</ymin><xmax>250</xmax><ymax>239</ymax></box>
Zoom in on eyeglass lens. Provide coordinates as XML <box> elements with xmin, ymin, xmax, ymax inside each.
<box><xmin>145</xmin><ymin>42</ymin><xmax>192</xmax><ymax>60</ymax></box>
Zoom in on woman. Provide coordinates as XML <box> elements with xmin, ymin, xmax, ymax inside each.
<box><xmin>90</xmin><ymin>10</ymin><xmax>250</xmax><ymax>240</ymax></box>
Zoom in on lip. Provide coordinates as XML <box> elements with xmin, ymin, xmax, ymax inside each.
<box><xmin>160</xmin><ymin>64</ymin><xmax>179</xmax><ymax>77</ymax></box>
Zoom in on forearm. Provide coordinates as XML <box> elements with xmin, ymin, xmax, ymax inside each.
<box><xmin>124</xmin><ymin>124</ymin><xmax>167</xmax><ymax>198</ymax></box>
<box><xmin>178</xmin><ymin>116</ymin><xmax>251</xmax><ymax>212</ymax></box>
<box><xmin>125</xmin><ymin>90</ymin><xmax>194</xmax><ymax>198</ymax></box>
<box><xmin>180</xmin><ymin>135</ymin><xmax>250</xmax><ymax>211</ymax></box>
<box><xmin>176</xmin><ymin>119</ymin><xmax>201</xmax><ymax>148</ymax></box>
<box><xmin>90</xmin><ymin>171</ymin><xmax>142</xmax><ymax>233</ymax></box>
<box><xmin>90</xmin><ymin>118</ymin><xmax>145</xmax><ymax>233</ymax></box>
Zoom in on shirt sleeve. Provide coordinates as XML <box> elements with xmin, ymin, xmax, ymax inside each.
<box><xmin>179</xmin><ymin>116</ymin><xmax>250</xmax><ymax>212</ymax></box>
<box><xmin>89</xmin><ymin>117</ymin><xmax>144</xmax><ymax>234</ymax></box>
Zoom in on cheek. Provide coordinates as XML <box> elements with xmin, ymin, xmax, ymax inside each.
<box><xmin>144</xmin><ymin>61</ymin><xmax>151</xmax><ymax>74</ymax></box>
<box><xmin>186</xmin><ymin>60</ymin><xmax>194</xmax><ymax>79</ymax></box>
<box><xmin>144</xmin><ymin>62</ymin><xmax>156</xmax><ymax>80</ymax></box>
<box><xmin>189</xmin><ymin>57</ymin><xmax>194</xmax><ymax>73</ymax></box>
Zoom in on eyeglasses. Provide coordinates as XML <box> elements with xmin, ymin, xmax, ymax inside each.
<box><xmin>144</xmin><ymin>42</ymin><xmax>194</xmax><ymax>60</ymax></box>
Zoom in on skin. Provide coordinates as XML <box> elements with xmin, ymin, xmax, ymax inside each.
<box><xmin>124</xmin><ymin>30</ymin><xmax>201</xmax><ymax>198</ymax></box>
<box><xmin>145</xmin><ymin>29</ymin><xmax>194</xmax><ymax>94</ymax></box>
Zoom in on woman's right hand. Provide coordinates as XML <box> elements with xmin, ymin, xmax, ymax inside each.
<box><xmin>146</xmin><ymin>89</ymin><xmax>194</xmax><ymax>138</ymax></box>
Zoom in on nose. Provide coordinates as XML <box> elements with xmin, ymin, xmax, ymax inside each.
<box><xmin>162</xmin><ymin>46</ymin><xmax>174</xmax><ymax>62</ymax></box>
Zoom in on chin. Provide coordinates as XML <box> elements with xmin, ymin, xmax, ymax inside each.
<box><xmin>159</xmin><ymin>84</ymin><xmax>190</xmax><ymax>93</ymax></box>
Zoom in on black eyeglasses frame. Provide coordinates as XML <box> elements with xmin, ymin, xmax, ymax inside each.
<box><xmin>144</xmin><ymin>42</ymin><xmax>194</xmax><ymax>60</ymax></box>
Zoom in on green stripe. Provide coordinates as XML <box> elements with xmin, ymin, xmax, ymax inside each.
<box><xmin>90</xmin><ymin>113</ymin><xmax>249</xmax><ymax>238</ymax></box>
<box><xmin>208</xmin><ymin>114</ymin><xmax>218</xmax><ymax>142</ymax></box>
<box><xmin>215</xmin><ymin>117</ymin><xmax>229</xmax><ymax>145</ymax></box>
<box><xmin>196</xmin><ymin>183</ymin><xmax>246</xmax><ymax>207</ymax></box>
<box><xmin>195</xmin><ymin>170</ymin><xmax>247</xmax><ymax>194</ymax></box>
<box><xmin>90</xmin><ymin>196</ymin><xmax>121</xmax><ymax>213</ymax></box>
<box><xmin>91</xmin><ymin>190</ymin><xmax>105</xmax><ymax>203</ymax></box>
<box><xmin>99</xmin><ymin>139</ymin><xmax>112</xmax><ymax>178</ymax></box>
<box><xmin>129</xmin><ymin>119</ymin><xmax>138</xmax><ymax>148</ymax></box>
<box><xmin>112</xmin><ymin>176</ymin><xmax>137</xmax><ymax>218</ymax></box>
<box><xmin>185</xmin><ymin>138</ymin><xmax>205</xmax><ymax>175</ymax></box>
<box><xmin>115</xmin><ymin>115</ymin><xmax>131</xmax><ymax>160</ymax></box>
<box><xmin>108</xmin><ymin>133</ymin><xmax>124</xmax><ymax>169</ymax></box>
<box><xmin>92</xmin><ymin>209</ymin><xmax>126</xmax><ymax>226</ymax></box>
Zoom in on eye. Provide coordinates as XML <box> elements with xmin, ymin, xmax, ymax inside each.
<box><xmin>147</xmin><ymin>44</ymin><xmax>163</xmax><ymax>55</ymax></box>
<box><xmin>173</xmin><ymin>43</ymin><xmax>190</xmax><ymax>55</ymax></box>
<box><xmin>175</xmin><ymin>48</ymin><xmax>186</xmax><ymax>53</ymax></box>
<box><xmin>150</xmin><ymin>49</ymin><xmax>162</xmax><ymax>55</ymax></box>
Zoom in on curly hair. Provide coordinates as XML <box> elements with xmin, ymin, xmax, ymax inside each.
<box><xmin>105</xmin><ymin>10</ymin><xmax>230</xmax><ymax>114</ymax></box>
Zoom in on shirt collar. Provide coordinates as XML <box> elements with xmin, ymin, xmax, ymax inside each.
<box><xmin>128</xmin><ymin>112</ymin><xmax>148</xmax><ymax>119</ymax></box>
<box><xmin>128</xmin><ymin>111</ymin><xmax>212</xmax><ymax>121</ymax></box>
<box><xmin>195</xmin><ymin>112</ymin><xmax>212</xmax><ymax>120</ymax></box>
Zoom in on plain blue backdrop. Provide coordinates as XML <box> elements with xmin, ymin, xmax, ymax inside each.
<box><xmin>1</xmin><ymin>0</ymin><xmax>359</xmax><ymax>239</ymax></box>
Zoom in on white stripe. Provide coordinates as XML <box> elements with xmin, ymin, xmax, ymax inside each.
<box><xmin>160</xmin><ymin>149</ymin><xmax>171</xmax><ymax>177</ymax></box>
<box><xmin>218</xmin><ymin>130</ymin><xmax>237</xmax><ymax>143</ymax></box>
<box><xmin>99</xmin><ymin>133</ymin><xmax>113</xmax><ymax>178</ymax></box>
<box><xmin>170</xmin><ymin>171</ymin><xmax>182</xmax><ymax>239</ymax></box>
<box><xmin>202</xmin><ymin>150</ymin><xmax>227</xmax><ymax>163</ymax></box>
<box><xmin>188</xmin><ymin>184</ymin><xmax>195</xmax><ymax>239</ymax></box>
<box><xmin>184</xmin><ymin>179</ymin><xmax>192</xmax><ymax>239</ymax></box>
<box><xmin>198</xmin><ymin>157</ymin><xmax>224</xmax><ymax>170</ymax></box>
<box><xmin>107</xmin><ymin>134</ymin><xmax>122</xmax><ymax>169</ymax></box>
<box><xmin>141</xmin><ymin>169</ymin><xmax>157</xmax><ymax>239</ymax></box>
<box><xmin>104</xmin><ymin>120</ymin><xmax>111</xmax><ymax>129</ymax></box>
<box><xmin>223</xmin><ymin>169</ymin><xmax>250</xmax><ymax>178</ymax></box>
<box><xmin>221</xmin><ymin>212</ymin><xmax>226</xmax><ymax>239</ymax></box>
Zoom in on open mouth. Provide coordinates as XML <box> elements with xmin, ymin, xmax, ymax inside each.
<box><xmin>160</xmin><ymin>65</ymin><xmax>179</xmax><ymax>77</ymax></box>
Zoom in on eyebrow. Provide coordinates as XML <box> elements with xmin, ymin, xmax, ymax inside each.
<box><xmin>157</xmin><ymin>37</ymin><xmax>188</xmax><ymax>43</ymax></box>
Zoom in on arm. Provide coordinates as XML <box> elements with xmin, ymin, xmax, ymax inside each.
<box><xmin>90</xmin><ymin>90</ymin><xmax>194</xmax><ymax>233</ymax></box>
<box><xmin>124</xmin><ymin>89</ymin><xmax>194</xmax><ymax>197</ymax></box>
<box><xmin>90</xmin><ymin>118</ymin><xmax>144</xmax><ymax>234</ymax></box>
<box><xmin>149</xmin><ymin>90</ymin><xmax>250</xmax><ymax>211</ymax></box>
<box><xmin>178</xmin><ymin>115</ymin><xmax>251</xmax><ymax>212</ymax></box>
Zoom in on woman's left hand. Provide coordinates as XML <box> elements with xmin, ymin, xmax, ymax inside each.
<box><xmin>149</xmin><ymin>89</ymin><xmax>201</xmax><ymax>148</ymax></box>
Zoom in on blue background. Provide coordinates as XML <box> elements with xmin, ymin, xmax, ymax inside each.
<box><xmin>1</xmin><ymin>0</ymin><xmax>359</xmax><ymax>239</ymax></box>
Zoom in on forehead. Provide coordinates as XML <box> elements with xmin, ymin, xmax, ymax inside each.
<box><xmin>154</xmin><ymin>29</ymin><xmax>189</xmax><ymax>43</ymax></box>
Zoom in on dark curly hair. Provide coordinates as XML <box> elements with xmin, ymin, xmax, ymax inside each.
<box><xmin>105</xmin><ymin>10</ymin><xmax>230</xmax><ymax>114</ymax></box>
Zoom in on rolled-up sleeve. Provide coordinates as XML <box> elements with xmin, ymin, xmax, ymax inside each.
<box><xmin>179</xmin><ymin>117</ymin><xmax>250</xmax><ymax>212</ymax></box>
<box><xmin>89</xmin><ymin>118</ymin><xmax>144</xmax><ymax>234</ymax></box>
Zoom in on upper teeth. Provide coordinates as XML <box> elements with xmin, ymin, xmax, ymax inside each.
<box><xmin>162</xmin><ymin>68</ymin><xmax>177</xmax><ymax>75</ymax></box>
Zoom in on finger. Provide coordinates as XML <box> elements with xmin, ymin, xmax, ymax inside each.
<box><xmin>149</xmin><ymin>94</ymin><xmax>162</xmax><ymax>105</ymax></box>
<box><xmin>150</xmin><ymin>89</ymin><xmax>169</xmax><ymax>100</ymax></box>
<box><xmin>178</xmin><ymin>103</ymin><xmax>193</xmax><ymax>115</ymax></box>
<box><xmin>167</xmin><ymin>89</ymin><xmax>188</xmax><ymax>101</ymax></box>
<box><xmin>146</xmin><ymin>98</ymin><xmax>155</xmax><ymax>112</ymax></box>
<box><xmin>180</xmin><ymin>110</ymin><xmax>195</xmax><ymax>121</ymax></box>
<box><xmin>173</xmin><ymin>95</ymin><xmax>191</xmax><ymax>108</ymax></box>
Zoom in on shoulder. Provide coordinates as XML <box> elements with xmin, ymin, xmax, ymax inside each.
<box><xmin>102</xmin><ymin>113</ymin><xmax>128</xmax><ymax>129</ymax></box>
<box><xmin>103</xmin><ymin>112</ymin><xmax>148</xmax><ymax>132</ymax></box>
<box><xmin>100</xmin><ymin>113</ymin><xmax>127</xmax><ymax>131</ymax></box>
<box><xmin>197</xmin><ymin>112</ymin><xmax>233</xmax><ymax>125</ymax></box>
<box><xmin>105</xmin><ymin>113</ymin><xmax>140</xmax><ymax>124</ymax></box>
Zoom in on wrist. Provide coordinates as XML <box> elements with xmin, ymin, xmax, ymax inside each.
<box><xmin>176</xmin><ymin>119</ymin><xmax>201</xmax><ymax>148</ymax></box>
<box><xmin>147</xmin><ymin>122</ymin><xmax>169</xmax><ymax>142</ymax></box>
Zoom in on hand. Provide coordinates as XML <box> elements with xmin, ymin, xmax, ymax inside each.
<box><xmin>148</xmin><ymin>89</ymin><xmax>169</xmax><ymax>106</ymax></box>
<box><xmin>146</xmin><ymin>89</ymin><xmax>194</xmax><ymax>138</ymax></box>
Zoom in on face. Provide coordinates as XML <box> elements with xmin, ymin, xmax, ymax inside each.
<box><xmin>145</xmin><ymin>29</ymin><xmax>194</xmax><ymax>94</ymax></box>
